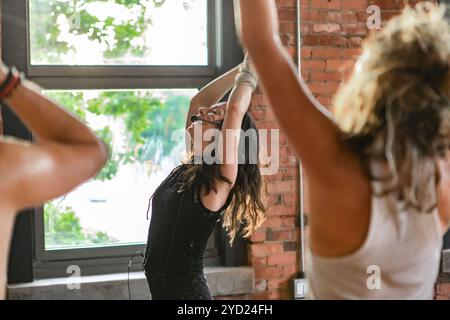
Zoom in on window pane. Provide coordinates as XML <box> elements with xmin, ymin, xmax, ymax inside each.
<box><xmin>29</xmin><ymin>0</ymin><xmax>208</xmax><ymax>66</ymax></box>
<box><xmin>43</xmin><ymin>89</ymin><xmax>195</xmax><ymax>250</ymax></box>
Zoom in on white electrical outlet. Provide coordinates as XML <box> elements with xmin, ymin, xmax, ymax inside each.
<box><xmin>294</xmin><ymin>278</ymin><xmax>308</xmax><ymax>299</ymax></box>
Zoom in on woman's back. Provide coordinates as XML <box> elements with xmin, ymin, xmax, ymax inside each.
<box><xmin>307</xmin><ymin>164</ymin><xmax>443</xmax><ymax>299</ymax></box>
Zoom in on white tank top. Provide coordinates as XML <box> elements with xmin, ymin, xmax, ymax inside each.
<box><xmin>307</xmin><ymin>168</ymin><xmax>443</xmax><ymax>300</ymax></box>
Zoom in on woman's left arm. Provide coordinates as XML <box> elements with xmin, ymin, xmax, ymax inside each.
<box><xmin>200</xmin><ymin>81</ymin><xmax>253</xmax><ymax>212</ymax></box>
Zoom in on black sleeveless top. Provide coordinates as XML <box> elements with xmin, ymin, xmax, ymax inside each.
<box><xmin>143</xmin><ymin>171</ymin><xmax>233</xmax><ymax>277</ymax></box>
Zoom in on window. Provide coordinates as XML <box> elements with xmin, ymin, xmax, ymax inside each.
<box><xmin>29</xmin><ymin>0</ymin><xmax>208</xmax><ymax>66</ymax></box>
<box><xmin>3</xmin><ymin>0</ymin><xmax>245</xmax><ymax>281</ymax></box>
<box><xmin>41</xmin><ymin>88</ymin><xmax>195</xmax><ymax>250</ymax></box>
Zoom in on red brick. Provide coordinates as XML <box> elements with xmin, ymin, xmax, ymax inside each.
<box><xmin>267</xmin><ymin>204</ymin><xmax>297</xmax><ymax>217</ymax></box>
<box><xmin>313</xmin><ymin>23</ymin><xmax>341</xmax><ymax>34</ymax></box>
<box><xmin>250</xmin><ymin>243</ymin><xmax>284</xmax><ymax>258</ymax></box>
<box><xmin>436</xmin><ymin>283</ymin><xmax>450</xmax><ymax>298</ymax></box>
<box><xmin>368</xmin><ymin>0</ymin><xmax>404</xmax><ymax>10</ymax></box>
<box><xmin>341</xmin><ymin>23</ymin><xmax>368</xmax><ymax>36</ymax></box>
<box><xmin>278</xmin><ymin>9</ymin><xmax>297</xmax><ymax>21</ymax></box>
<box><xmin>327</xmin><ymin>11</ymin><xmax>343</xmax><ymax>22</ymax></box>
<box><xmin>279</xmin><ymin>21</ymin><xmax>297</xmax><ymax>33</ymax></box>
<box><xmin>311</xmin><ymin>0</ymin><xmax>342</xmax><ymax>9</ymax></box>
<box><xmin>250</xmin><ymin>256</ymin><xmax>267</xmax><ymax>269</ymax></box>
<box><xmin>301</xmin><ymin>47</ymin><xmax>313</xmax><ymax>59</ymax></box>
<box><xmin>268</xmin><ymin>194</ymin><xmax>283</xmax><ymax>206</ymax></box>
<box><xmin>280</xmin><ymin>154</ymin><xmax>298</xmax><ymax>167</ymax></box>
<box><xmin>255</xmin><ymin>266</ymin><xmax>285</xmax><ymax>280</ymax></box>
<box><xmin>267</xmin><ymin>228</ymin><xmax>295</xmax><ymax>241</ymax></box>
<box><xmin>267</xmin><ymin>252</ymin><xmax>297</xmax><ymax>266</ymax></box>
<box><xmin>349</xmin><ymin>36</ymin><xmax>363</xmax><ymax>47</ymax></box>
<box><xmin>341</xmin><ymin>12</ymin><xmax>359</xmax><ymax>23</ymax></box>
<box><xmin>250</xmin><ymin>229</ymin><xmax>266</xmax><ymax>243</ymax></box>
<box><xmin>260</xmin><ymin>217</ymin><xmax>284</xmax><ymax>229</ymax></box>
<box><xmin>283</xmin><ymin>167</ymin><xmax>298</xmax><ymax>177</ymax></box>
<box><xmin>267</xmin><ymin>180</ymin><xmax>297</xmax><ymax>194</ymax></box>
<box><xmin>284</xmin><ymin>264</ymin><xmax>299</xmax><ymax>276</ymax></box>
<box><xmin>277</xmin><ymin>0</ymin><xmax>297</xmax><ymax>9</ymax></box>
<box><xmin>342</xmin><ymin>0</ymin><xmax>368</xmax><ymax>9</ymax></box>
<box><xmin>268</xmin><ymin>277</ymin><xmax>292</xmax><ymax>290</ymax></box>
<box><xmin>269</xmin><ymin>287</ymin><xmax>293</xmax><ymax>300</ymax></box>
<box><xmin>310</xmin><ymin>47</ymin><xmax>341</xmax><ymax>59</ymax></box>
<box><xmin>249</xmin><ymin>292</ymin><xmax>271</xmax><ymax>300</ymax></box>
<box><xmin>283</xmin><ymin>194</ymin><xmax>297</xmax><ymax>205</ymax></box>
<box><xmin>281</xmin><ymin>216</ymin><xmax>298</xmax><ymax>227</ymax></box>
<box><xmin>327</xmin><ymin>59</ymin><xmax>355</xmax><ymax>71</ymax></box>
<box><xmin>302</xmin><ymin>35</ymin><xmax>321</xmax><ymax>46</ymax></box>
<box><xmin>316</xmin><ymin>95</ymin><xmax>333</xmax><ymax>107</ymax></box>
<box><xmin>308</xmin><ymin>81</ymin><xmax>340</xmax><ymax>94</ymax></box>
<box><xmin>341</xmin><ymin>48</ymin><xmax>362</xmax><ymax>59</ymax></box>
<box><xmin>310</xmin><ymin>71</ymin><xmax>342</xmax><ymax>82</ymax></box>
<box><xmin>301</xmin><ymin>60</ymin><xmax>326</xmax><ymax>71</ymax></box>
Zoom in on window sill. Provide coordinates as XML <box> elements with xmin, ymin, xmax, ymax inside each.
<box><xmin>6</xmin><ymin>267</ymin><xmax>255</xmax><ymax>300</ymax></box>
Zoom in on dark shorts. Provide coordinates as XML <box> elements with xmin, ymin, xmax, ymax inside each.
<box><xmin>145</xmin><ymin>272</ymin><xmax>212</xmax><ymax>300</ymax></box>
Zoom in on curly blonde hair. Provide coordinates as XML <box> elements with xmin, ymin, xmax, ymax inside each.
<box><xmin>333</xmin><ymin>2</ymin><xmax>450</xmax><ymax>212</ymax></box>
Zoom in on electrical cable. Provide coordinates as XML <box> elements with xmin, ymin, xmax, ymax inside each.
<box><xmin>127</xmin><ymin>251</ymin><xmax>145</xmax><ymax>300</ymax></box>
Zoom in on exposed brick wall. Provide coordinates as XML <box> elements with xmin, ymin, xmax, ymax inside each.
<box><xmin>436</xmin><ymin>264</ymin><xmax>450</xmax><ymax>299</ymax></box>
<box><xmin>436</xmin><ymin>281</ymin><xmax>450</xmax><ymax>300</ymax></box>
<box><xmin>300</xmin><ymin>0</ymin><xmax>423</xmax><ymax>109</ymax></box>
<box><xmin>241</xmin><ymin>0</ymin><xmax>450</xmax><ymax>301</ymax></box>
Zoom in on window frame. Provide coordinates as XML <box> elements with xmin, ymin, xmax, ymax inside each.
<box><xmin>3</xmin><ymin>0</ymin><xmax>247</xmax><ymax>282</ymax></box>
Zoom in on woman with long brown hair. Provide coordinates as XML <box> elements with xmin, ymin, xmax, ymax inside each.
<box><xmin>143</xmin><ymin>56</ymin><xmax>266</xmax><ymax>300</ymax></box>
<box><xmin>239</xmin><ymin>1</ymin><xmax>450</xmax><ymax>299</ymax></box>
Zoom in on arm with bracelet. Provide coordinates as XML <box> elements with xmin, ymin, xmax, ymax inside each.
<box><xmin>0</xmin><ymin>64</ymin><xmax>108</xmax><ymax>299</ymax></box>
<box><xmin>199</xmin><ymin>54</ymin><xmax>259</xmax><ymax>212</ymax></box>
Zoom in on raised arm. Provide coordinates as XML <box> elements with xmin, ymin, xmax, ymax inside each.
<box><xmin>200</xmin><ymin>64</ymin><xmax>255</xmax><ymax>212</ymax></box>
<box><xmin>186</xmin><ymin>66</ymin><xmax>240</xmax><ymax>131</ymax></box>
<box><xmin>0</xmin><ymin>65</ymin><xmax>108</xmax><ymax>211</ymax></box>
<box><xmin>238</xmin><ymin>0</ymin><xmax>346</xmax><ymax>179</ymax></box>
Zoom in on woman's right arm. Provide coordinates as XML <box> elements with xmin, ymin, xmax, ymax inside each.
<box><xmin>0</xmin><ymin>65</ymin><xmax>108</xmax><ymax>211</ymax></box>
<box><xmin>238</xmin><ymin>0</ymin><xmax>347</xmax><ymax>181</ymax></box>
<box><xmin>186</xmin><ymin>66</ymin><xmax>240</xmax><ymax>131</ymax></box>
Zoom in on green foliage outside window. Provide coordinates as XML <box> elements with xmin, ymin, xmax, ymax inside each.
<box><xmin>44</xmin><ymin>202</ymin><xmax>118</xmax><ymax>247</ymax></box>
<box><xmin>30</xmin><ymin>0</ymin><xmax>167</xmax><ymax>64</ymax></box>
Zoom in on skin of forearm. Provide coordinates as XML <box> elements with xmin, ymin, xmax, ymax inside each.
<box><xmin>194</xmin><ymin>66</ymin><xmax>240</xmax><ymax>106</ymax></box>
<box><xmin>226</xmin><ymin>82</ymin><xmax>253</xmax><ymax>114</ymax></box>
<box><xmin>187</xmin><ymin>66</ymin><xmax>240</xmax><ymax>127</ymax></box>
<box><xmin>3</xmin><ymin>80</ymin><xmax>102</xmax><ymax>145</ymax></box>
<box><xmin>239</xmin><ymin>0</ymin><xmax>279</xmax><ymax>49</ymax></box>
<box><xmin>218</xmin><ymin>83</ymin><xmax>253</xmax><ymax>167</ymax></box>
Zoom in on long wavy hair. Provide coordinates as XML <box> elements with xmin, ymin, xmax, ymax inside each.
<box><xmin>152</xmin><ymin>112</ymin><xmax>266</xmax><ymax>244</ymax></box>
<box><xmin>333</xmin><ymin>2</ymin><xmax>450</xmax><ymax>212</ymax></box>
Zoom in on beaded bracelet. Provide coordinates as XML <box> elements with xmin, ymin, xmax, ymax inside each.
<box><xmin>0</xmin><ymin>67</ymin><xmax>22</xmax><ymax>102</ymax></box>
<box><xmin>235</xmin><ymin>70</ymin><xmax>258</xmax><ymax>91</ymax></box>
